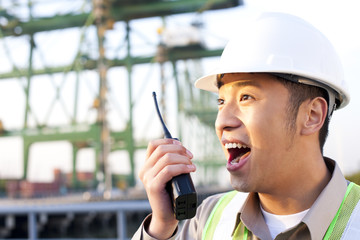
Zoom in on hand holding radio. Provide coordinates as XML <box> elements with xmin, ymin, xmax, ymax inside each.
<box><xmin>152</xmin><ymin>92</ymin><xmax>197</xmax><ymax>220</ymax></box>
<box><xmin>137</xmin><ymin>92</ymin><xmax>197</xmax><ymax>239</ymax></box>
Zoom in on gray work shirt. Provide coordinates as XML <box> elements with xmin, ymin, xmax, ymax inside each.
<box><xmin>132</xmin><ymin>158</ymin><xmax>348</xmax><ymax>240</ymax></box>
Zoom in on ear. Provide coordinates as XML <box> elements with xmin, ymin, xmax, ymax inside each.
<box><xmin>300</xmin><ymin>97</ymin><xmax>327</xmax><ymax>136</ymax></box>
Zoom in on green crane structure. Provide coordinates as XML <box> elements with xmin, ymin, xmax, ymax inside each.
<box><xmin>0</xmin><ymin>0</ymin><xmax>243</xmax><ymax>191</ymax></box>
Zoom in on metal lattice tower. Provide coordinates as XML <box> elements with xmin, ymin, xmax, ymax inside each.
<box><xmin>0</xmin><ymin>0</ymin><xmax>243</xmax><ymax>191</ymax></box>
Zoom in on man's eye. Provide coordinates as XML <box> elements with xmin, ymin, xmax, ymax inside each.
<box><xmin>240</xmin><ymin>95</ymin><xmax>253</xmax><ymax>101</ymax></box>
<box><xmin>217</xmin><ymin>98</ymin><xmax>225</xmax><ymax>105</ymax></box>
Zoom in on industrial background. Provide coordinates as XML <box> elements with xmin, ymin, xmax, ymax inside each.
<box><xmin>0</xmin><ymin>0</ymin><xmax>359</xmax><ymax>239</ymax></box>
<box><xmin>0</xmin><ymin>0</ymin><xmax>241</xmax><ymax>239</ymax></box>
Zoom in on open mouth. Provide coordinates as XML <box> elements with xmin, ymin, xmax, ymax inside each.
<box><xmin>225</xmin><ymin>142</ymin><xmax>251</xmax><ymax>165</ymax></box>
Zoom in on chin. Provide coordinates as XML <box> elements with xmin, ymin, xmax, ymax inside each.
<box><xmin>230</xmin><ymin>175</ymin><xmax>252</xmax><ymax>193</ymax></box>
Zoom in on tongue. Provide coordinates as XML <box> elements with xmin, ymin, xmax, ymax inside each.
<box><xmin>228</xmin><ymin>148</ymin><xmax>250</xmax><ymax>163</ymax></box>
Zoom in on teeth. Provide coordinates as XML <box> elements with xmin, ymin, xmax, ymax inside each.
<box><xmin>225</xmin><ymin>142</ymin><xmax>247</xmax><ymax>149</ymax></box>
<box><xmin>230</xmin><ymin>156</ymin><xmax>241</xmax><ymax>165</ymax></box>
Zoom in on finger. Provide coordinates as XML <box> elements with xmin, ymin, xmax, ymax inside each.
<box><xmin>140</xmin><ymin>139</ymin><xmax>193</xmax><ymax>181</ymax></box>
<box><xmin>141</xmin><ymin>152</ymin><xmax>196</xmax><ymax>189</ymax></box>
<box><xmin>145</xmin><ymin>153</ymin><xmax>194</xmax><ymax>181</ymax></box>
<box><xmin>146</xmin><ymin>139</ymin><xmax>179</xmax><ymax>159</ymax></box>
<box><xmin>147</xmin><ymin>163</ymin><xmax>196</xmax><ymax>194</ymax></box>
<box><xmin>145</xmin><ymin>143</ymin><xmax>193</xmax><ymax>168</ymax></box>
<box><xmin>140</xmin><ymin>141</ymin><xmax>178</xmax><ymax>180</ymax></box>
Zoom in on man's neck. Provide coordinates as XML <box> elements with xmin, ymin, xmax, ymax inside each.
<box><xmin>258</xmin><ymin>156</ymin><xmax>331</xmax><ymax>215</ymax></box>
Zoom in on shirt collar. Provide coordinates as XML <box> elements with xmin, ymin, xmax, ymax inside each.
<box><xmin>234</xmin><ymin>157</ymin><xmax>347</xmax><ymax>240</ymax></box>
<box><xmin>302</xmin><ymin>157</ymin><xmax>348</xmax><ymax>239</ymax></box>
<box><xmin>238</xmin><ymin>192</ymin><xmax>272</xmax><ymax>239</ymax></box>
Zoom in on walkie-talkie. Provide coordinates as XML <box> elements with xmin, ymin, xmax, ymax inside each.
<box><xmin>152</xmin><ymin>92</ymin><xmax>197</xmax><ymax>220</ymax></box>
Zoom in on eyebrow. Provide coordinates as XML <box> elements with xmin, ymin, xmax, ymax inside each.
<box><xmin>217</xmin><ymin>78</ymin><xmax>262</xmax><ymax>90</ymax></box>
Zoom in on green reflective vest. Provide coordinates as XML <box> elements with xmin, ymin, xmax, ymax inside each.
<box><xmin>202</xmin><ymin>182</ymin><xmax>360</xmax><ymax>240</ymax></box>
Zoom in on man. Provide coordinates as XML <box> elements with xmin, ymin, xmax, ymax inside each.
<box><xmin>133</xmin><ymin>12</ymin><xmax>360</xmax><ymax>239</ymax></box>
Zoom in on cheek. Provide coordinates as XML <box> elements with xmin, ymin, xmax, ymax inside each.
<box><xmin>247</xmin><ymin>108</ymin><xmax>288</xmax><ymax>151</ymax></box>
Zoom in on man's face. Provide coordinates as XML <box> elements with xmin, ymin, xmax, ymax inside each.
<box><xmin>215</xmin><ymin>73</ymin><xmax>299</xmax><ymax>193</ymax></box>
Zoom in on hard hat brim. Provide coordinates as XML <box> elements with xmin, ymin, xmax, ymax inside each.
<box><xmin>194</xmin><ymin>70</ymin><xmax>350</xmax><ymax>110</ymax></box>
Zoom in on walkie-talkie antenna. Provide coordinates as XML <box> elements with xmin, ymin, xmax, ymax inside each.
<box><xmin>152</xmin><ymin>92</ymin><xmax>172</xmax><ymax>138</ymax></box>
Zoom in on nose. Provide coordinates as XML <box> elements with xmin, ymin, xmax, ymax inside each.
<box><xmin>215</xmin><ymin>102</ymin><xmax>242</xmax><ymax>133</ymax></box>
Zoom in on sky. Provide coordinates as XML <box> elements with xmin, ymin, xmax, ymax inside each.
<box><xmin>0</xmin><ymin>0</ymin><xmax>359</xmax><ymax>183</ymax></box>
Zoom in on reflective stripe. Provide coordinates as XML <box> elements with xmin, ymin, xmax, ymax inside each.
<box><xmin>324</xmin><ymin>182</ymin><xmax>360</xmax><ymax>240</ymax></box>
<box><xmin>341</xmin><ymin>200</ymin><xmax>360</xmax><ymax>239</ymax></box>
<box><xmin>203</xmin><ymin>183</ymin><xmax>360</xmax><ymax>240</ymax></box>
<box><xmin>214</xmin><ymin>192</ymin><xmax>248</xmax><ymax>239</ymax></box>
<box><xmin>340</xmin><ymin>184</ymin><xmax>360</xmax><ymax>239</ymax></box>
<box><xmin>232</xmin><ymin>223</ymin><xmax>248</xmax><ymax>240</ymax></box>
<box><xmin>324</xmin><ymin>182</ymin><xmax>355</xmax><ymax>239</ymax></box>
<box><xmin>202</xmin><ymin>191</ymin><xmax>238</xmax><ymax>240</ymax></box>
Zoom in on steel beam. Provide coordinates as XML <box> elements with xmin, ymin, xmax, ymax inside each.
<box><xmin>0</xmin><ymin>48</ymin><xmax>223</xmax><ymax>79</ymax></box>
<box><xmin>0</xmin><ymin>0</ymin><xmax>242</xmax><ymax>36</ymax></box>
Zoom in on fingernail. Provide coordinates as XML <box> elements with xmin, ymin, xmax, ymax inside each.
<box><xmin>187</xmin><ymin>164</ymin><xmax>196</xmax><ymax>170</ymax></box>
<box><xmin>173</xmin><ymin>140</ymin><xmax>182</xmax><ymax>145</ymax></box>
<box><xmin>186</xmin><ymin>149</ymin><xmax>193</xmax><ymax>158</ymax></box>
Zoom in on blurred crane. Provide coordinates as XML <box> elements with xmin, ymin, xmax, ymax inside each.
<box><xmin>0</xmin><ymin>0</ymin><xmax>243</xmax><ymax>194</ymax></box>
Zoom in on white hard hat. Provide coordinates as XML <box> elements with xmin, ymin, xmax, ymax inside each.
<box><xmin>195</xmin><ymin>12</ymin><xmax>350</xmax><ymax>115</ymax></box>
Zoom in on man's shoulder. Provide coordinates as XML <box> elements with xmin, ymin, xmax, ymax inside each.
<box><xmin>186</xmin><ymin>190</ymin><xmax>248</xmax><ymax>235</ymax></box>
<box><xmin>199</xmin><ymin>190</ymin><xmax>249</xmax><ymax>211</ymax></box>
<box><xmin>200</xmin><ymin>190</ymin><xmax>234</xmax><ymax>206</ymax></box>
